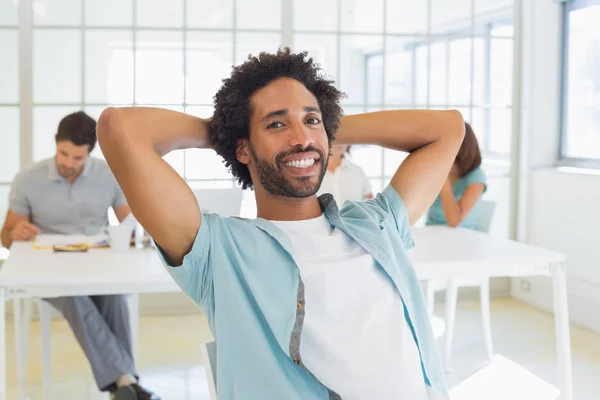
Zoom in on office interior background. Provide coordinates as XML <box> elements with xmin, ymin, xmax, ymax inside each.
<box><xmin>0</xmin><ymin>0</ymin><xmax>599</xmax><ymax>398</ymax></box>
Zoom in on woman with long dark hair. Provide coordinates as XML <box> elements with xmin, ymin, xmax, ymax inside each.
<box><xmin>426</xmin><ymin>122</ymin><xmax>486</xmax><ymax>228</ymax></box>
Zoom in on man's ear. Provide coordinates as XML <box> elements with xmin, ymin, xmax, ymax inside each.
<box><xmin>236</xmin><ymin>139</ymin><xmax>251</xmax><ymax>165</ymax></box>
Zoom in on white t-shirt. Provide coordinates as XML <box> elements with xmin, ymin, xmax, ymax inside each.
<box><xmin>271</xmin><ymin>215</ymin><xmax>428</xmax><ymax>400</ymax></box>
<box><xmin>318</xmin><ymin>158</ymin><xmax>372</xmax><ymax>206</ymax></box>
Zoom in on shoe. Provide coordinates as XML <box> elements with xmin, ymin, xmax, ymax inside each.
<box><xmin>114</xmin><ymin>383</ymin><xmax>160</xmax><ymax>400</ymax></box>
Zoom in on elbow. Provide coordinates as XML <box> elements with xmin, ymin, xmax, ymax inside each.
<box><xmin>447</xmin><ymin>220</ymin><xmax>460</xmax><ymax>228</ymax></box>
<box><xmin>446</xmin><ymin>110</ymin><xmax>466</xmax><ymax>142</ymax></box>
<box><xmin>96</xmin><ymin>107</ymin><xmax>122</xmax><ymax>143</ymax></box>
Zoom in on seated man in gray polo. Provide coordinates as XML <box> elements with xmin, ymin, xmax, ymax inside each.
<box><xmin>0</xmin><ymin>111</ymin><xmax>159</xmax><ymax>400</ymax></box>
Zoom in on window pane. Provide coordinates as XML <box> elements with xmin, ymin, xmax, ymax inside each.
<box><xmin>470</xmin><ymin>107</ymin><xmax>486</xmax><ymax>150</ymax></box>
<box><xmin>342</xmin><ymin>106</ymin><xmax>365</xmax><ymax>116</ymax></box>
<box><xmin>415</xmin><ymin>44</ymin><xmax>428</xmax><ymax>105</ymax></box>
<box><xmin>294</xmin><ymin>0</ymin><xmax>337</xmax><ymax>32</ymax></box>
<box><xmin>341</xmin><ymin>0</ymin><xmax>383</xmax><ymax>33</ymax></box>
<box><xmin>431</xmin><ymin>0</ymin><xmax>472</xmax><ymax>35</ymax></box>
<box><xmin>34</xmin><ymin>30</ymin><xmax>82</xmax><ymax>103</ymax></box>
<box><xmin>85</xmin><ymin>30</ymin><xmax>134</xmax><ymax>104</ymax></box>
<box><xmin>187</xmin><ymin>0</ymin><xmax>233</xmax><ymax>28</ymax></box>
<box><xmin>564</xmin><ymin>4</ymin><xmax>600</xmax><ymax>159</ymax></box>
<box><xmin>185</xmin><ymin>149</ymin><xmax>232</xmax><ymax>180</ymax></box>
<box><xmin>385</xmin><ymin>37</ymin><xmax>418</xmax><ymax>105</ymax></box>
<box><xmin>136</xmin><ymin>0</ymin><xmax>183</xmax><ymax>27</ymax></box>
<box><xmin>366</xmin><ymin>54</ymin><xmax>383</xmax><ymax>105</ymax></box>
<box><xmin>349</xmin><ymin>146</ymin><xmax>382</xmax><ymax>177</ymax></box>
<box><xmin>0</xmin><ymin>107</ymin><xmax>20</xmax><ymax>182</ymax></box>
<box><xmin>0</xmin><ymin>30</ymin><xmax>18</xmax><ymax>103</ymax></box>
<box><xmin>33</xmin><ymin>106</ymin><xmax>81</xmax><ymax>162</ymax></box>
<box><xmin>339</xmin><ymin>35</ymin><xmax>383</xmax><ymax>105</ymax></box>
<box><xmin>164</xmin><ymin>150</ymin><xmax>185</xmax><ymax>176</ymax></box>
<box><xmin>383</xmin><ymin>149</ymin><xmax>407</xmax><ymax>177</ymax></box>
<box><xmin>448</xmin><ymin>38</ymin><xmax>472</xmax><ymax>105</ymax></box>
<box><xmin>136</xmin><ymin>31</ymin><xmax>184</xmax><ymax>104</ymax></box>
<box><xmin>0</xmin><ymin>186</ymin><xmax>11</xmax><ymax>241</ymax></box>
<box><xmin>236</xmin><ymin>0</ymin><xmax>281</xmax><ymax>30</ymax></box>
<box><xmin>85</xmin><ymin>0</ymin><xmax>133</xmax><ymax>26</ymax></box>
<box><xmin>429</xmin><ymin>39</ymin><xmax>447</xmax><ymax>106</ymax></box>
<box><xmin>235</xmin><ymin>32</ymin><xmax>281</xmax><ymax>65</ymax></box>
<box><xmin>489</xmin><ymin>108</ymin><xmax>511</xmax><ymax>154</ymax></box>
<box><xmin>0</xmin><ymin>0</ymin><xmax>18</xmax><ymax>25</ymax></box>
<box><xmin>188</xmin><ymin>180</ymin><xmax>234</xmax><ymax>189</ymax></box>
<box><xmin>472</xmin><ymin>37</ymin><xmax>486</xmax><ymax>106</ymax></box>
<box><xmin>456</xmin><ymin>107</ymin><xmax>471</xmax><ymax>125</ymax></box>
<box><xmin>185</xmin><ymin>106</ymin><xmax>214</xmax><ymax>118</ymax></box>
<box><xmin>386</xmin><ymin>0</ymin><xmax>427</xmax><ymax>34</ymax></box>
<box><xmin>294</xmin><ymin>34</ymin><xmax>338</xmax><ymax>81</ymax></box>
<box><xmin>186</xmin><ymin>32</ymin><xmax>233</xmax><ymax>105</ymax></box>
<box><xmin>33</xmin><ymin>0</ymin><xmax>81</xmax><ymax>26</ymax></box>
<box><xmin>490</xmin><ymin>38</ymin><xmax>513</xmax><ymax>105</ymax></box>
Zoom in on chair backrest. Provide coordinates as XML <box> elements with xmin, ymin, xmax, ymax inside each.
<box><xmin>475</xmin><ymin>200</ymin><xmax>497</xmax><ymax>233</ymax></box>
<box><xmin>201</xmin><ymin>340</ymin><xmax>217</xmax><ymax>400</ymax></box>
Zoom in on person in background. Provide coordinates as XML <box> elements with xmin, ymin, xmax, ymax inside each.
<box><xmin>0</xmin><ymin>111</ymin><xmax>159</xmax><ymax>400</ymax></box>
<box><xmin>318</xmin><ymin>144</ymin><xmax>373</xmax><ymax>204</ymax></box>
<box><xmin>426</xmin><ymin>122</ymin><xmax>487</xmax><ymax>228</ymax></box>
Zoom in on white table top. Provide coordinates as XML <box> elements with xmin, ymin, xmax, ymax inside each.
<box><xmin>0</xmin><ymin>227</ymin><xmax>566</xmax><ymax>299</ymax></box>
<box><xmin>0</xmin><ymin>242</ymin><xmax>179</xmax><ymax>299</ymax></box>
<box><xmin>409</xmin><ymin>226</ymin><xmax>565</xmax><ymax>280</ymax></box>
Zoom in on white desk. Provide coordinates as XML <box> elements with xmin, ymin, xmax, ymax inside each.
<box><xmin>0</xmin><ymin>242</ymin><xmax>180</xmax><ymax>400</ymax></box>
<box><xmin>409</xmin><ymin>226</ymin><xmax>572</xmax><ymax>400</ymax></box>
<box><xmin>0</xmin><ymin>228</ymin><xmax>573</xmax><ymax>400</ymax></box>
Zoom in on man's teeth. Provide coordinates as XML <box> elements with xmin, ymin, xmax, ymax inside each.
<box><xmin>285</xmin><ymin>158</ymin><xmax>316</xmax><ymax>168</ymax></box>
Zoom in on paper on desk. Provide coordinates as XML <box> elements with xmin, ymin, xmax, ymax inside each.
<box><xmin>34</xmin><ymin>233</ymin><xmax>109</xmax><ymax>248</ymax></box>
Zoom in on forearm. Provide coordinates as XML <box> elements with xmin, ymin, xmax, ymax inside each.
<box><xmin>97</xmin><ymin>107</ymin><xmax>211</xmax><ymax>156</ymax></box>
<box><xmin>335</xmin><ymin>109</ymin><xmax>464</xmax><ymax>152</ymax></box>
<box><xmin>440</xmin><ymin>181</ymin><xmax>463</xmax><ymax>227</ymax></box>
<box><xmin>1</xmin><ymin>229</ymin><xmax>12</xmax><ymax>249</ymax></box>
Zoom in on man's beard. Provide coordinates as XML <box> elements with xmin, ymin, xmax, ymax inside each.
<box><xmin>249</xmin><ymin>143</ymin><xmax>329</xmax><ymax>198</ymax></box>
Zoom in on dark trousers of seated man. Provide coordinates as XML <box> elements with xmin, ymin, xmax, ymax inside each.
<box><xmin>44</xmin><ymin>295</ymin><xmax>136</xmax><ymax>392</ymax></box>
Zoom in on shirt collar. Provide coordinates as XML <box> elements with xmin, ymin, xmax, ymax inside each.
<box><xmin>243</xmin><ymin>194</ymin><xmax>340</xmax><ymax>257</ymax></box>
<box><xmin>47</xmin><ymin>157</ymin><xmax>93</xmax><ymax>182</ymax></box>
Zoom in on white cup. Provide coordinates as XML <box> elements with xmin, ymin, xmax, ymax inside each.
<box><xmin>108</xmin><ymin>225</ymin><xmax>133</xmax><ymax>252</ymax></box>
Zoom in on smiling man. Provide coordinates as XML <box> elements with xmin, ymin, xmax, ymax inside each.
<box><xmin>97</xmin><ymin>49</ymin><xmax>465</xmax><ymax>400</ymax></box>
<box><xmin>1</xmin><ymin>111</ymin><xmax>159</xmax><ymax>400</ymax></box>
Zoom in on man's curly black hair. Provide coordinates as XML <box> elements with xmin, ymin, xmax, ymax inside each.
<box><xmin>210</xmin><ymin>48</ymin><xmax>345</xmax><ymax>190</ymax></box>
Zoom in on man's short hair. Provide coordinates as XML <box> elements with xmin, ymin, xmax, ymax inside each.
<box><xmin>210</xmin><ymin>48</ymin><xmax>345</xmax><ymax>189</ymax></box>
<box><xmin>55</xmin><ymin>111</ymin><xmax>97</xmax><ymax>153</ymax></box>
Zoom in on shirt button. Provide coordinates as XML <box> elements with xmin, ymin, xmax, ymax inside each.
<box><xmin>297</xmin><ymin>301</ymin><xmax>304</xmax><ymax>309</ymax></box>
<box><xmin>293</xmin><ymin>358</ymin><xmax>300</xmax><ymax>365</ymax></box>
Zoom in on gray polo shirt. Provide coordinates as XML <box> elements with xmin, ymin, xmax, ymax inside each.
<box><xmin>8</xmin><ymin>157</ymin><xmax>127</xmax><ymax>235</ymax></box>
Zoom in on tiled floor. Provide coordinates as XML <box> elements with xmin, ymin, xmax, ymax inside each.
<box><xmin>4</xmin><ymin>298</ymin><xmax>600</xmax><ymax>399</ymax></box>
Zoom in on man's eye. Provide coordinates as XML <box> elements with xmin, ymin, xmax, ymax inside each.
<box><xmin>306</xmin><ymin>118</ymin><xmax>321</xmax><ymax>125</ymax></box>
<box><xmin>267</xmin><ymin>122</ymin><xmax>284</xmax><ymax>129</ymax></box>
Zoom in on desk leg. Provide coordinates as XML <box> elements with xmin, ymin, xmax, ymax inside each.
<box><xmin>13</xmin><ymin>299</ymin><xmax>23</xmax><ymax>384</ymax></box>
<box><xmin>1</xmin><ymin>288</ymin><xmax>6</xmax><ymax>400</ymax></box>
<box><xmin>552</xmin><ymin>262</ymin><xmax>573</xmax><ymax>400</ymax></box>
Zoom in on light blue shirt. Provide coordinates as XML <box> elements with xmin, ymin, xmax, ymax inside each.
<box><xmin>426</xmin><ymin>167</ymin><xmax>487</xmax><ymax>229</ymax></box>
<box><xmin>156</xmin><ymin>186</ymin><xmax>449</xmax><ymax>399</ymax></box>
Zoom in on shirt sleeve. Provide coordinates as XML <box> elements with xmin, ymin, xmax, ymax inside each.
<box><xmin>8</xmin><ymin>173</ymin><xmax>31</xmax><ymax>216</ymax></box>
<box><xmin>153</xmin><ymin>213</ymin><xmax>214</xmax><ymax>308</ymax></box>
<box><xmin>369</xmin><ymin>185</ymin><xmax>415</xmax><ymax>250</ymax></box>
<box><xmin>465</xmin><ymin>168</ymin><xmax>487</xmax><ymax>192</ymax></box>
<box><xmin>111</xmin><ymin>177</ymin><xmax>128</xmax><ymax>209</ymax></box>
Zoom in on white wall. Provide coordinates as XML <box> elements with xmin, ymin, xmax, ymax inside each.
<box><xmin>509</xmin><ymin>0</ymin><xmax>600</xmax><ymax>334</ymax></box>
<box><xmin>513</xmin><ymin>169</ymin><xmax>600</xmax><ymax>333</ymax></box>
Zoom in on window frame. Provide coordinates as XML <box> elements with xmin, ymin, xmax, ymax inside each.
<box><xmin>559</xmin><ymin>0</ymin><xmax>600</xmax><ymax>168</ymax></box>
